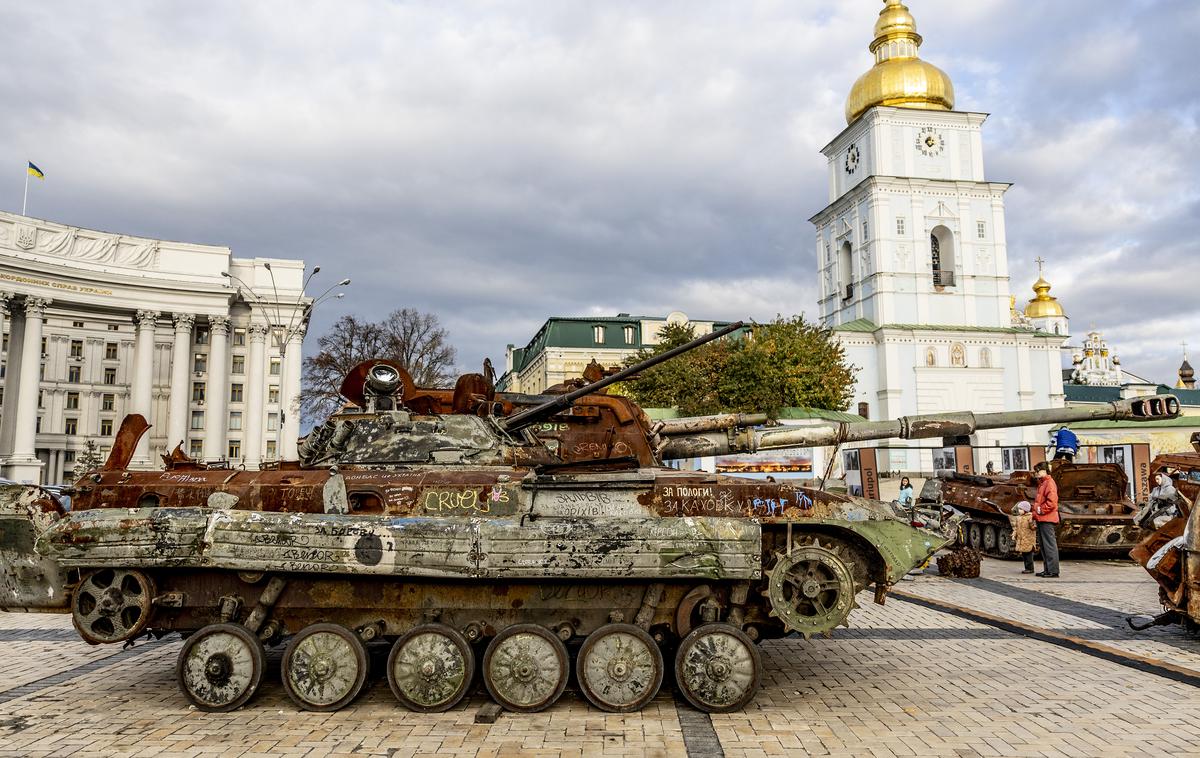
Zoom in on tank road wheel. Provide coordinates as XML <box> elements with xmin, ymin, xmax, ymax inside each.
<box><xmin>71</xmin><ymin>568</ymin><xmax>155</xmax><ymax>644</ymax></box>
<box><xmin>982</xmin><ymin>524</ymin><xmax>999</xmax><ymax>554</ymax></box>
<box><xmin>674</xmin><ymin>623</ymin><xmax>761</xmax><ymax>713</ymax></box>
<box><xmin>997</xmin><ymin>526</ymin><xmax>1015</xmax><ymax>558</ymax></box>
<box><xmin>967</xmin><ymin>522</ymin><xmax>983</xmax><ymax>550</ymax></box>
<box><xmin>483</xmin><ymin>624</ymin><xmax>569</xmax><ymax>713</ymax></box>
<box><xmin>766</xmin><ymin>542</ymin><xmax>856</xmax><ymax>639</ymax></box>
<box><xmin>176</xmin><ymin>623</ymin><xmax>265</xmax><ymax>712</ymax></box>
<box><xmin>281</xmin><ymin>623</ymin><xmax>369</xmax><ymax>712</ymax></box>
<box><xmin>387</xmin><ymin>623</ymin><xmax>475</xmax><ymax>712</ymax></box>
<box><xmin>577</xmin><ymin>623</ymin><xmax>664</xmax><ymax>713</ymax></box>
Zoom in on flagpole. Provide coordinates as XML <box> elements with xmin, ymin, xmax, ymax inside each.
<box><xmin>22</xmin><ymin>166</ymin><xmax>29</xmax><ymax>216</ymax></box>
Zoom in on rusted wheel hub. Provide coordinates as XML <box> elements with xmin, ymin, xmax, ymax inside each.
<box><xmin>388</xmin><ymin>623</ymin><xmax>474</xmax><ymax>713</ymax></box>
<box><xmin>577</xmin><ymin>623</ymin><xmax>664</xmax><ymax>714</ymax></box>
<box><xmin>71</xmin><ymin>568</ymin><xmax>155</xmax><ymax>644</ymax></box>
<box><xmin>674</xmin><ymin>623</ymin><xmax>762</xmax><ymax>713</ymax></box>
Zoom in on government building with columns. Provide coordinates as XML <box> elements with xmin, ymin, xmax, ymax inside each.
<box><xmin>811</xmin><ymin>0</ymin><xmax>1068</xmax><ymax>475</ymax></box>
<box><xmin>0</xmin><ymin>210</ymin><xmax>309</xmax><ymax>484</ymax></box>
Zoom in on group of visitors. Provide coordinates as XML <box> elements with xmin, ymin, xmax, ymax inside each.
<box><xmin>1010</xmin><ymin>461</ymin><xmax>1060</xmax><ymax>577</ymax></box>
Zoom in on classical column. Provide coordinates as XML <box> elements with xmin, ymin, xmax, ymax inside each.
<box><xmin>129</xmin><ymin>310</ymin><xmax>160</xmax><ymax>468</ymax></box>
<box><xmin>242</xmin><ymin>323</ymin><xmax>269</xmax><ymax>469</ymax></box>
<box><xmin>8</xmin><ymin>296</ymin><xmax>52</xmax><ymax>483</ymax></box>
<box><xmin>0</xmin><ymin>291</ymin><xmax>11</xmax><ymax>463</ymax></box>
<box><xmin>166</xmin><ymin>314</ymin><xmax>195</xmax><ymax>453</ymax></box>
<box><xmin>202</xmin><ymin>316</ymin><xmax>230</xmax><ymax>463</ymax></box>
<box><xmin>280</xmin><ymin>326</ymin><xmax>305</xmax><ymax>460</ymax></box>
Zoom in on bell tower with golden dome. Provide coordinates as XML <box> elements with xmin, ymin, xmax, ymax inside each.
<box><xmin>810</xmin><ymin>1</ymin><xmax>1069</xmax><ymax>475</ymax></box>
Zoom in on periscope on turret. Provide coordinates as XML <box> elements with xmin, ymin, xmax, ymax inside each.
<box><xmin>0</xmin><ymin>322</ymin><xmax>1179</xmax><ymax>715</ymax></box>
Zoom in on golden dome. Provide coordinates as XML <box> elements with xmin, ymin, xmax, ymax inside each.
<box><xmin>1024</xmin><ymin>275</ymin><xmax>1066</xmax><ymax>319</ymax></box>
<box><xmin>845</xmin><ymin>1</ymin><xmax>955</xmax><ymax>124</ymax></box>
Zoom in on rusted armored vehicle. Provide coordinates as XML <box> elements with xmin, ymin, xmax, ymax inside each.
<box><xmin>3</xmin><ymin>324</ymin><xmax>1173</xmax><ymax>715</ymax></box>
<box><xmin>921</xmin><ymin>434</ymin><xmax>1176</xmax><ymax>560</ymax></box>
<box><xmin>1128</xmin><ymin>435</ymin><xmax>1200</xmax><ymax>632</ymax></box>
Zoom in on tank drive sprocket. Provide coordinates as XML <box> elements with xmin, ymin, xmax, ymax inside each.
<box><xmin>765</xmin><ymin>539</ymin><xmax>857</xmax><ymax>639</ymax></box>
<box><xmin>71</xmin><ymin>568</ymin><xmax>155</xmax><ymax>644</ymax></box>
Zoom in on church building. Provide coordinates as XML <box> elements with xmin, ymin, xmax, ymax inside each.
<box><xmin>809</xmin><ymin>0</ymin><xmax>1068</xmax><ymax>474</ymax></box>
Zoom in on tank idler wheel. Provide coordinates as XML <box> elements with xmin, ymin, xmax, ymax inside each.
<box><xmin>674</xmin><ymin>623</ymin><xmax>762</xmax><ymax>713</ymax></box>
<box><xmin>967</xmin><ymin>522</ymin><xmax>983</xmax><ymax>550</ymax></box>
<box><xmin>176</xmin><ymin>623</ymin><xmax>265</xmax><ymax>712</ymax></box>
<box><xmin>765</xmin><ymin>540</ymin><xmax>857</xmax><ymax>639</ymax></box>
<box><xmin>387</xmin><ymin>623</ymin><xmax>475</xmax><ymax>712</ymax></box>
<box><xmin>281</xmin><ymin>623</ymin><xmax>369</xmax><ymax>712</ymax></box>
<box><xmin>982</xmin><ymin>524</ymin><xmax>999</xmax><ymax>554</ymax></box>
<box><xmin>483</xmin><ymin>623</ymin><xmax>569</xmax><ymax>713</ymax></box>
<box><xmin>71</xmin><ymin>568</ymin><xmax>155</xmax><ymax>644</ymax></box>
<box><xmin>577</xmin><ymin>623</ymin><xmax>664</xmax><ymax>713</ymax></box>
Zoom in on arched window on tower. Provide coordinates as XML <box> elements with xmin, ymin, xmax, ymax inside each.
<box><xmin>839</xmin><ymin>241</ymin><xmax>853</xmax><ymax>300</ymax></box>
<box><xmin>950</xmin><ymin>342</ymin><xmax>966</xmax><ymax>367</ymax></box>
<box><xmin>931</xmin><ymin>225</ymin><xmax>956</xmax><ymax>287</ymax></box>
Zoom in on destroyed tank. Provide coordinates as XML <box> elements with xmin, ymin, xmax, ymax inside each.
<box><xmin>915</xmin><ymin>395</ymin><xmax>1181</xmax><ymax>559</ymax></box>
<box><xmin>3</xmin><ymin>321</ymin><xmax>1159</xmax><ymax>716</ymax></box>
<box><xmin>1128</xmin><ymin>434</ymin><xmax>1200</xmax><ymax>632</ymax></box>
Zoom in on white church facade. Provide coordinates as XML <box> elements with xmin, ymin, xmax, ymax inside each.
<box><xmin>810</xmin><ymin>0</ymin><xmax>1068</xmax><ymax>473</ymax></box>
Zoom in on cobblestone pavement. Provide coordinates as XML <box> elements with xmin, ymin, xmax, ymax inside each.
<box><xmin>2</xmin><ymin>559</ymin><xmax>1199</xmax><ymax>758</ymax></box>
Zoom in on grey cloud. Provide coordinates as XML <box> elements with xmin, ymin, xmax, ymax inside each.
<box><xmin>1</xmin><ymin>0</ymin><xmax>1196</xmax><ymax>388</ymax></box>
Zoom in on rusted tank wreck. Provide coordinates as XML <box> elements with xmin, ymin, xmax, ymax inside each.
<box><xmin>919</xmin><ymin>398</ymin><xmax>1179</xmax><ymax>559</ymax></box>
<box><xmin>1128</xmin><ymin>435</ymin><xmax>1200</xmax><ymax>632</ymax></box>
<box><xmin>3</xmin><ymin>322</ymin><xmax>1163</xmax><ymax>715</ymax></box>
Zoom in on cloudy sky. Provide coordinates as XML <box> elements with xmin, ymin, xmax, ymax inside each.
<box><xmin>3</xmin><ymin>0</ymin><xmax>1197</xmax><ymax>385</ymax></box>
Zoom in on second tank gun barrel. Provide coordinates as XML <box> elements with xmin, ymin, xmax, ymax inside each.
<box><xmin>658</xmin><ymin>395</ymin><xmax>1181</xmax><ymax>459</ymax></box>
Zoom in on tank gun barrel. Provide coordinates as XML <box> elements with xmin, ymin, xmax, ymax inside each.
<box><xmin>659</xmin><ymin>395</ymin><xmax>1180</xmax><ymax>459</ymax></box>
<box><xmin>500</xmin><ymin>320</ymin><xmax>745</xmax><ymax>433</ymax></box>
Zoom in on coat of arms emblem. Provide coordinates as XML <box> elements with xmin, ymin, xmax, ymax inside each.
<box><xmin>14</xmin><ymin>224</ymin><xmax>35</xmax><ymax>250</ymax></box>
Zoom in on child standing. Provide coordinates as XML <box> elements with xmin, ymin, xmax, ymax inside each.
<box><xmin>1012</xmin><ymin>500</ymin><xmax>1037</xmax><ymax>574</ymax></box>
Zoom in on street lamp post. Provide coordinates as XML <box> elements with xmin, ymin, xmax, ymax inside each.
<box><xmin>221</xmin><ymin>266</ymin><xmax>349</xmax><ymax>463</ymax></box>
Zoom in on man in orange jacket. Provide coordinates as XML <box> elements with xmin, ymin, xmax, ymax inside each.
<box><xmin>1032</xmin><ymin>462</ymin><xmax>1060</xmax><ymax>577</ymax></box>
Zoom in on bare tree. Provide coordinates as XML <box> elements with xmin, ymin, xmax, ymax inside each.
<box><xmin>301</xmin><ymin>310</ymin><xmax>458</xmax><ymax>423</ymax></box>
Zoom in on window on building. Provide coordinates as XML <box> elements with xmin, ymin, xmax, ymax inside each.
<box><xmin>38</xmin><ymin>390</ymin><xmax>44</xmax><ymax>408</ymax></box>
<box><xmin>896</xmin><ymin>217</ymin><xmax>906</xmax><ymax>236</ymax></box>
<box><xmin>36</xmin><ymin>417</ymin><xmax>41</xmax><ymax>433</ymax></box>
<box><xmin>593</xmin><ymin>325</ymin><xmax>606</xmax><ymax>344</ymax></box>
<box><xmin>68</xmin><ymin>366</ymin><xmax>81</xmax><ymax>383</ymax></box>
<box><xmin>41</xmin><ymin>337</ymin><xmax>47</xmax><ymax>357</ymax></box>
<box><xmin>977</xmin><ymin>220</ymin><xmax>986</xmax><ymax>239</ymax></box>
<box><xmin>267</xmin><ymin>412</ymin><xmax>279</xmax><ymax>431</ymax></box>
<box><xmin>268</xmin><ymin>385</ymin><xmax>280</xmax><ymax>404</ymax></box>
<box><xmin>231</xmin><ymin>355</ymin><xmax>245</xmax><ymax>374</ymax></box>
<box><xmin>862</xmin><ymin>220</ymin><xmax>869</xmax><ymax>241</ymax></box>
<box><xmin>100</xmin><ymin>418</ymin><xmax>114</xmax><ymax>436</ymax></box>
<box><xmin>190</xmin><ymin>410</ymin><xmax>205</xmax><ymax>430</ymax></box>
<box><xmin>194</xmin><ymin>354</ymin><xmax>207</xmax><ymax>373</ymax></box>
<box><xmin>265</xmin><ymin>440</ymin><xmax>277</xmax><ymax>459</ymax></box>
<box><xmin>103</xmin><ymin>367</ymin><xmax>117</xmax><ymax>385</ymax></box>
<box><xmin>64</xmin><ymin>450</ymin><xmax>76</xmax><ymax>464</ymax></box>
<box><xmin>623</xmin><ymin>325</ymin><xmax>636</xmax><ymax>345</ymax></box>
<box><xmin>228</xmin><ymin>411</ymin><xmax>242</xmax><ymax>431</ymax></box>
<box><xmin>107</xmin><ymin>324</ymin><xmax>119</xmax><ymax>332</ymax></box>
<box><xmin>64</xmin><ymin>417</ymin><xmax>78</xmax><ymax>435</ymax></box>
<box><xmin>66</xmin><ymin>392</ymin><xmax>80</xmax><ymax>410</ymax></box>
<box><xmin>70</xmin><ymin>340</ymin><xmax>83</xmax><ymax>358</ymax></box>
<box><xmin>195</xmin><ymin>326</ymin><xmax>210</xmax><ymax>345</ymax></box>
<box><xmin>233</xmin><ymin>328</ymin><xmax>246</xmax><ymax>346</ymax></box>
<box><xmin>192</xmin><ymin>382</ymin><xmax>205</xmax><ymax>403</ymax></box>
<box><xmin>105</xmin><ymin>342</ymin><xmax>118</xmax><ymax>360</ymax></box>
<box><xmin>102</xmin><ymin>393</ymin><xmax>115</xmax><ymax>411</ymax></box>
<box><xmin>269</xmin><ymin>358</ymin><xmax>281</xmax><ymax>376</ymax></box>
<box><xmin>230</xmin><ymin>383</ymin><xmax>243</xmax><ymax>403</ymax></box>
<box><xmin>930</xmin><ymin>226</ymin><xmax>955</xmax><ymax>286</ymax></box>
<box><xmin>72</xmin><ymin>321</ymin><xmax>84</xmax><ymax>328</ymax></box>
<box><xmin>189</xmin><ymin>439</ymin><xmax>204</xmax><ymax>458</ymax></box>
<box><xmin>227</xmin><ymin>440</ymin><xmax>241</xmax><ymax>460</ymax></box>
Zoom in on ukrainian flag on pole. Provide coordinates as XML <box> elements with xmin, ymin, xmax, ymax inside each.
<box><xmin>27</xmin><ymin>161</ymin><xmax>44</xmax><ymax>179</ymax></box>
<box><xmin>24</xmin><ymin>161</ymin><xmax>44</xmax><ymax>215</ymax></box>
